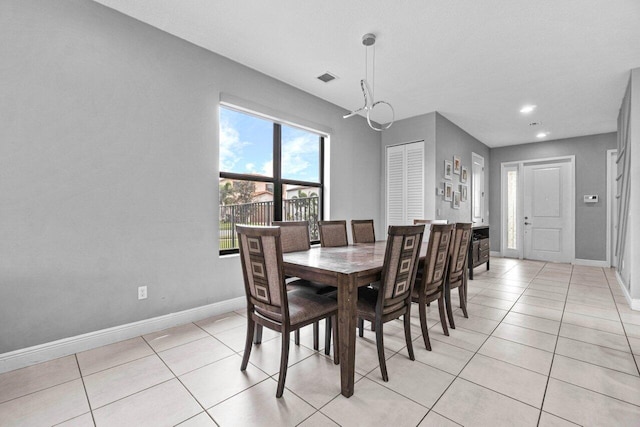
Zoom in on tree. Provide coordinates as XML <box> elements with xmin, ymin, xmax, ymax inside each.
<box><xmin>231</xmin><ymin>181</ymin><xmax>255</xmax><ymax>204</ymax></box>
<box><xmin>219</xmin><ymin>181</ymin><xmax>234</xmax><ymax>205</ymax></box>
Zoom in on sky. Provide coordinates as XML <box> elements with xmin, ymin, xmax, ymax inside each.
<box><xmin>219</xmin><ymin>107</ymin><xmax>320</xmax><ymax>183</ymax></box>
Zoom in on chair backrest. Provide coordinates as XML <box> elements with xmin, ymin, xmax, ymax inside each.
<box><xmin>237</xmin><ymin>225</ymin><xmax>288</xmax><ymax>322</ymax></box>
<box><xmin>318</xmin><ymin>220</ymin><xmax>348</xmax><ymax>247</ymax></box>
<box><xmin>413</xmin><ymin>219</ymin><xmax>448</xmax><ymax>225</ymax></box>
<box><xmin>351</xmin><ymin>219</ymin><xmax>376</xmax><ymax>243</ymax></box>
<box><xmin>378</xmin><ymin>225</ymin><xmax>425</xmax><ymax>316</ymax></box>
<box><xmin>418</xmin><ymin>223</ymin><xmax>454</xmax><ymax>295</ymax></box>
<box><xmin>448</xmin><ymin>223</ymin><xmax>472</xmax><ymax>285</ymax></box>
<box><xmin>272</xmin><ymin>221</ymin><xmax>310</xmax><ymax>253</ymax></box>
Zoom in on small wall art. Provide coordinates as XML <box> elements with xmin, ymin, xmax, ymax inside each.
<box><xmin>453</xmin><ymin>156</ymin><xmax>461</xmax><ymax>174</ymax></box>
<box><xmin>444</xmin><ymin>181</ymin><xmax>453</xmax><ymax>201</ymax></box>
<box><xmin>444</xmin><ymin>160</ymin><xmax>453</xmax><ymax>180</ymax></box>
<box><xmin>460</xmin><ymin>184</ymin><xmax>468</xmax><ymax>202</ymax></box>
<box><xmin>452</xmin><ymin>191</ymin><xmax>460</xmax><ymax>209</ymax></box>
<box><xmin>461</xmin><ymin>166</ymin><xmax>468</xmax><ymax>183</ymax></box>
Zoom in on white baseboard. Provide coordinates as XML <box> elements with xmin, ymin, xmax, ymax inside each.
<box><xmin>573</xmin><ymin>258</ymin><xmax>609</xmax><ymax>268</ymax></box>
<box><xmin>490</xmin><ymin>251</ymin><xmax>502</xmax><ymax>257</ymax></box>
<box><xmin>0</xmin><ymin>296</ymin><xmax>246</xmax><ymax>374</ymax></box>
<box><xmin>615</xmin><ymin>271</ymin><xmax>640</xmax><ymax>311</ymax></box>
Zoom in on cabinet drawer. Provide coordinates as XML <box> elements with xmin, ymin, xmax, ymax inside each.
<box><xmin>478</xmin><ymin>249</ymin><xmax>490</xmax><ymax>263</ymax></box>
<box><xmin>479</xmin><ymin>238</ymin><xmax>490</xmax><ymax>250</ymax></box>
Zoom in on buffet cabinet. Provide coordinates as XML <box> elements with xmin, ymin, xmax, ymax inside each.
<box><xmin>468</xmin><ymin>225</ymin><xmax>489</xmax><ymax>280</ymax></box>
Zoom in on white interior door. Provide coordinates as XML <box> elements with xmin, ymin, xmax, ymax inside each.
<box><xmin>523</xmin><ymin>160</ymin><xmax>573</xmax><ymax>262</ymax></box>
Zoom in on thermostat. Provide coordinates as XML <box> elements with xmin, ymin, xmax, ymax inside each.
<box><xmin>584</xmin><ymin>195</ymin><xmax>598</xmax><ymax>203</ymax></box>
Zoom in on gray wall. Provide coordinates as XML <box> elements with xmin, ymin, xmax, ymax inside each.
<box><xmin>623</xmin><ymin>67</ymin><xmax>640</xmax><ymax>298</ymax></box>
<box><xmin>489</xmin><ymin>133</ymin><xmax>617</xmax><ymax>261</ymax></box>
<box><xmin>0</xmin><ymin>0</ymin><xmax>382</xmax><ymax>353</ymax></box>
<box><xmin>435</xmin><ymin>113</ymin><xmax>491</xmax><ymax>224</ymax></box>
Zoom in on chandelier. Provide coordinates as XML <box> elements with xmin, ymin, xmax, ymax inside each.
<box><xmin>343</xmin><ymin>33</ymin><xmax>395</xmax><ymax>131</ymax></box>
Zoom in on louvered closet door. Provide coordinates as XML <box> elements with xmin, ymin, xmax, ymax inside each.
<box><xmin>386</xmin><ymin>141</ymin><xmax>424</xmax><ymax>227</ymax></box>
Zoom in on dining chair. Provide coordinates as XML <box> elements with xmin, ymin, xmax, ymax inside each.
<box><xmin>413</xmin><ymin>219</ymin><xmax>449</xmax><ymax>225</ymax></box>
<box><xmin>351</xmin><ymin>219</ymin><xmax>376</xmax><ymax>243</ymax></box>
<box><xmin>411</xmin><ymin>223</ymin><xmax>454</xmax><ymax>350</ymax></box>
<box><xmin>318</xmin><ymin>220</ymin><xmax>349</xmax><ymax>247</ymax></box>
<box><xmin>273</xmin><ymin>220</ymin><xmax>334</xmax><ymax>354</ymax></box>
<box><xmin>444</xmin><ymin>223</ymin><xmax>473</xmax><ymax>329</ymax></box>
<box><xmin>237</xmin><ymin>225</ymin><xmax>339</xmax><ymax>397</ymax></box>
<box><xmin>356</xmin><ymin>224</ymin><xmax>425</xmax><ymax>382</ymax></box>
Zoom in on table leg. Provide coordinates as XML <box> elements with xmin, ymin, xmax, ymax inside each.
<box><xmin>337</xmin><ymin>273</ymin><xmax>357</xmax><ymax>397</ymax></box>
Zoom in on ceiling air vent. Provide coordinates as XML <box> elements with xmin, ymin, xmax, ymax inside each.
<box><xmin>317</xmin><ymin>72</ymin><xmax>337</xmax><ymax>83</ymax></box>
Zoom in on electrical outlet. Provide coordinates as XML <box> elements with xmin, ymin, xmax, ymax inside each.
<box><xmin>138</xmin><ymin>286</ymin><xmax>147</xmax><ymax>300</ymax></box>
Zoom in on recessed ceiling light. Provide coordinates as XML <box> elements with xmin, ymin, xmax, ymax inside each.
<box><xmin>520</xmin><ymin>105</ymin><xmax>536</xmax><ymax>114</ymax></box>
<box><xmin>536</xmin><ymin>132</ymin><xmax>548</xmax><ymax>138</ymax></box>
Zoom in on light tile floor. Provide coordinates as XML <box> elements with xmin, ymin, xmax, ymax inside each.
<box><xmin>2</xmin><ymin>258</ymin><xmax>640</xmax><ymax>426</ymax></box>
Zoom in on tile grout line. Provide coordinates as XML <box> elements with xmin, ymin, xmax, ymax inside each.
<box><xmin>603</xmin><ymin>273</ymin><xmax>640</xmax><ymax>376</ymax></box>
<box><xmin>411</xmin><ymin>262</ymin><xmax>523</xmax><ymax>425</ymax></box>
<box><xmin>73</xmin><ymin>353</ymin><xmax>97</xmax><ymax>427</ymax></box>
<box><xmin>535</xmin><ymin>262</ymin><xmax>572</xmax><ymax>426</ymax></box>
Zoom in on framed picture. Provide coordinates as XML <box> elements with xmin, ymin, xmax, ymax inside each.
<box><xmin>444</xmin><ymin>160</ymin><xmax>453</xmax><ymax>180</ymax></box>
<box><xmin>461</xmin><ymin>166</ymin><xmax>468</xmax><ymax>183</ymax></box>
<box><xmin>460</xmin><ymin>184</ymin><xmax>468</xmax><ymax>202</ymax></box>
<box><xmin>452</xmin><ymin>191</ymin><xmax>461</xmax><ymax>209</ymax></box>
<box><xmin>453</xmin><ymin>156</ymin><xmax>461</xmax><ymax>175</ymax></box>
<box><xmin>444</xmin><ymin>182</ymin><xmax>453</xmax><ymax>201</ymax></box>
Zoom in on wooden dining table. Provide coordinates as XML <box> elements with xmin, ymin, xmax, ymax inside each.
<box><xmin>282</xmin><ymin>240</ymin><xmax>429</xmax><ymax>398</ymax></box>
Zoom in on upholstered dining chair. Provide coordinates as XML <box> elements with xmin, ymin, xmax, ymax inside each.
<box><xmin>318</xmin><ymin>220</ymin><xmax>349</xmax><ymax>247</ymax></box>
<box><xmin>356</xmin><ymin>224</ymin><xmax>425</xmax><ymax>382</ymax></box>
<box><xmin>444</xmin><ymin>223</ymin><xmax>472</xmax><ymax>329</ymax></box>
<box><xmin>411</xmin><ymin>223</ymin><xmax>454</xmax><ymax>350</ymax></box>
<box><xmin>351</xmin><ymin>219</ymin><xmax>376</xmax><ymax>243</ymax></box>
<box><xmin>273</xmin><ymin>221</ymin><xmax>333</xmax><ymax>354</ymax></box>
<box><xmin>237</xmin><ymin>225</ymin><xmax>339</xmax><ymax>398</ymax></box>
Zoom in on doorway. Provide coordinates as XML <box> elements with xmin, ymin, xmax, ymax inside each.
<box><xmin>501</xmin><ymin>157</ymin><xmax>575</xmax><ymax>262</ymax></box>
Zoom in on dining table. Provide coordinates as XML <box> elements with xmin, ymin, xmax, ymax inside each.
<box><xmin>282</xmin><ymin>240</ymin><xmax>429</xmax><ymax>398</ymax></box>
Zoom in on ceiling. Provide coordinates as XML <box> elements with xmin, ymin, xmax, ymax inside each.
<box><xmin>93</xmin><ymin>0</ymin><xmax>640</xmax><ymax>147</ymax></box>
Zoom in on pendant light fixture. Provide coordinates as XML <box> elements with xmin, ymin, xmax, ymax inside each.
<box><xmin>343</xmin><ymin>33</ymin><xmax>395</xmax><ymax>131</ymax></box>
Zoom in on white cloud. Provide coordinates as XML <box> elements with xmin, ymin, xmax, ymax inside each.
<box><xmin>261</xmin><ymin>160</ymin><xmax>273</xmax><ymax>176</ymax></box>
<box><xmin>282</xmin><ymin>134</ymin><xmax>318</xmax><ymax>179</ymax></box>
<box><xmin>219</xmin><ymin>117</ymin><xmax>247</xmax><ymax>172</ymax></box>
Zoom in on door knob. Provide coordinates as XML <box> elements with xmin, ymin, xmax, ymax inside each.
<box><xmin>524</xmin><ymin>222</ymin><xmax>531</xmax><ymax>225</ymax></box>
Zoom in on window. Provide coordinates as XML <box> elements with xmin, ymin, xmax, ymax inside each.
<box><xmin>219</xmin><ymin>106</ymin><xmax>324</xmax><ymax>253</ymax></box>
<box><xmin>506</xmin><ymin>169</ymin><xmax>518</xmax><ymax>250</ymax></box>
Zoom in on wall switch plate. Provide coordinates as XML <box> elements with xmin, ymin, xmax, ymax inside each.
<box><xmin>138</xmin><ymin>286</ymin><xmax>147</xmax><ymax>300</ymax></box>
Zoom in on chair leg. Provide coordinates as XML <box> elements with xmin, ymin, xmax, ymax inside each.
<box><xmin>325</xmin><ymin>317</ymin><xmax>331</xmax><ymax>356</ymax></box>
<box><xmin>254</xmin><ymin>324</ymin><xmax>263</xmax><ymax>344</ymax></box>
<box><xmin>276</xmin><ymin>330</ymin><xmax>291</xmax><ymax>398</ymax></box>
<box><xmin>459</xmin><ymin>285</ymin><xmax>469</xmax><ymax>318</ymax></box>
<box><xmin>332</xmin><ymin>315</ymin><xmax>340</xmax><ymax>365</ymax></box>
<box><xmin>438</xmin><ymin>295</ymin><xmax>449</xmax><ymax>336</ymax></box>
<box><xmin>404</xmin><ymin>313</ymin><xmax>415</xmax><ymax>361</ymax></box>
<box><xmin>294</xmin><ymin>329</ymin><xmax>300</xmax><ymax>345</ymax></box>
<box><xmin>375</xmin><ymin>319</ymin><xmax>388</xmax><ymax>381</ymax></box>
<box><xmin>241</xmin><ymin>317</ymin><xmax>255</xmax><ymax>371</ymax></box>
<box><xmin>419</xmin><ymin>297</ymin><xmax>432</xmax><ymax>351</ymax></box>
<box><xmin>445</xmin><ymin>284</ymin><xmax>456</xmax><ymax>329</ymax></box>
<box><xmin>371</xmin><ymin>321</ymin><xmax>375</xmax><ymax>332</ymax></box>
<box><xmin>358</xmin><ymin>318</ymin><xmax>364</xmax><ymax>337</ymax></box>
<box><xmin>313</xmin><ymin>322</ymin><xmax>319</xmax><ymax>351</ymax></box>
